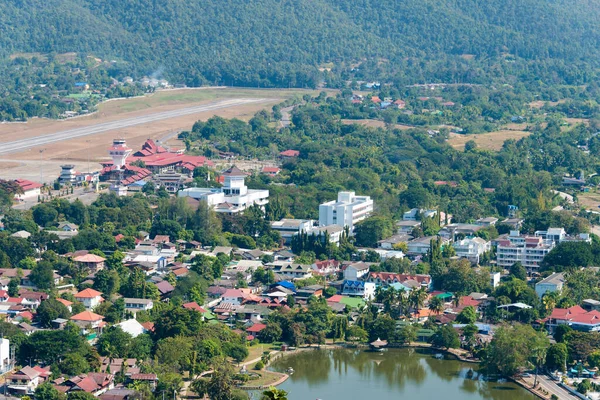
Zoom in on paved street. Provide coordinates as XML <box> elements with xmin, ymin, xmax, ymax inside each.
<box><xmin>519</xmin><ymin>374</ymin><xmax>578</xmax><ymax>399</ymax></box>
<box><xmin>0</xmin><ymin>98</ymin><xmax>266</xmax><ymax>155</ymax></box>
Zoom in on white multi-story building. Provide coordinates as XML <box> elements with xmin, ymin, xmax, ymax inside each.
<box><xmin>319</xmin><ymin>191</ymin><xmax>373</xmax><ymax>232</ymax></box>
<box><xmin>496</xmin><ymin>234</ymin><xmax>554</xmax><ymax>272</ymax></box>
<box><xmin>453</xmin><ymin>237</ymin><xmax>491</xmax><ymax>264</ymax></box>
<box><xmin>270</xmin><ymin>219</ymin><xmax>315</xmax><ymax>244</ymax></box>
<box><xmin>178</xmin><ymin>166</ymin><xmax>269</xmax><ymax>213</ymax></box>
<box><xmin>496</xmin><ymin>229</ymin><xmax>591</xmax><ymax>273</ymax></box>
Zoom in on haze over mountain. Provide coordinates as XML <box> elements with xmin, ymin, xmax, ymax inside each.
<box><xmin>2</xmin><ymin>0</ymin><xmax>600</xmax><ymax>86</ymax></box>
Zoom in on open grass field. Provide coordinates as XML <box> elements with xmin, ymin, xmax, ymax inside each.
<box><xmin>447</xmin><ymin>129</ymin><xmax>531</xmax><ymax>151</ymax></box>
<box><xmin>0</xmin><ymin>87</ymin><xmax>319</xmax><ymax>182</ymax></box>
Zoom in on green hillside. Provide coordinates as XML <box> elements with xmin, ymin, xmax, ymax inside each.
<box><xmin>1</xmin><ymin>0</ymin><xmax>600</xmax><ymax>86</ymax></box>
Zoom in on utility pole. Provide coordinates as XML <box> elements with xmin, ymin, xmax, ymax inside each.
<box><xmin>39</xmin><ymin>149</ymin><xmax>44</xmax><ymax>184</ymax></box>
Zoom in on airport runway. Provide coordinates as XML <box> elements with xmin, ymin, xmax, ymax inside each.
<box><xmin>0</xmin><ymin>98</ymin><xmax>267</xmax><ymax>155</ymax></box>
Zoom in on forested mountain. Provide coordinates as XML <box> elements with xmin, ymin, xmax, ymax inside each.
<box><xmin>2</xmin><ymin>0</ymin><xmax>600</xmax><ymax>86</ymax></box>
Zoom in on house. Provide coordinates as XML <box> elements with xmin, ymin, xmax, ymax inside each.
<box><xmin>270</xmin><ymin>219</ymin><xmax>315</xmax><ymax>244</ymax></box>
<box><xmin>311</xmin><ymin>260</ymin><xmax>341</xmax><ymax>276</ymax></box>
<box><xmin>73</xmin><ymin>254</ymin><xmax>106</xmax><ymax>273</ymax></box>
<box><xmin>295</xmin><ymin>285</ymin><xmax>324</xmax><ymax>300</ymax></box>
<box><xmin>65</xmin><ymin>373</ymin><xmax>113</xmax><ymax>396</ymax></box>
<box><xmin>341</xmin><ymin>281</ymin><xmax>375</xmax><ymax>300</ymax></box>
<box><xmin>116</xmin><ymin>319</ymin><xmax>147</xmax><ymax>338</ymax></box>
<box><xmin>367</xmin><ymin>272</ymin><xmax>432</xmax><ymax>289</ymax></box>
<box><xmin>535</xmin><ymin>272</ymin><xmax>565</xmax><ymax>298</ymax></box>
<box><xmin>70</xmin><ymin>311</ymin><xmax>105</xmax><ymax>331</ymax></box>
<box><xmin>544</xmin><ymin>305</ymin><xmax>600</xmax><ymax>332</ymax></box>
<box><xmin>262</xmin><ymin>166</ymin><xmax>280</xmax><ymax>176</ymax></box>
<box><xmin>11</xmin><ymin>230</ymin><xmax>31</xmax><ymax>239</ymax></box>
<box><xmin>57</xmin><ymin>222</ymin><xmax>79</xmax><ymax>232</ymax></box>
<box><xmin>272</xmin><ymin>264</ymin><xmax>313</xmax><ymax>280</ymax></box>
<box><xmin>7</xmin><ymin>366</ymin><xmax>50</xmax><ymax>394</ymax></box>
<box><xmin>124</xmin><ymin>298</ymin><xmax>154</xmax><ymax>313</ymax></box>
<box><xmin>279</xmin><ymin>150</ymin><xmax>300</xmax><ymax>158</ymax></box>
<box><xmin>453</xmin><ymin>237</ymin><xmax>491</xmax><ymax>264</ymax></box>
<box><xmin>182</xmin><ymin>301</ymin><xmax>208</xmax><ymax>313</ymax></box>
<box><xmin>312</xmin><ymin>224</ymin><xmax>345</xmax><ymax>245</ymax></box>
<box><xmin>407</xmin><ymin>236</ymin><xmax>446</xmax><ymax>255</ymax></box>
<box><xmin>75</xmin><ymin>288</ymin><xmax>104</xmax><ymax>310</ymax></box>
<box><xmin>396</xmin><ymin>220</ymin><xmax>421</xmax><ymax>234</ymax></box>
<box><xmin>343</xmin><ymin>262</ymin><xmax>371</xmax><ymax>281</ymax></box>
<box><xmin>100</xmin><ymin>389</ymin><xmax>139</xmax><ymax>400</ymax></box>
<box><xmin>438</xmin><ymin>224</ymin><xmax>485</xmax><ymax>240</ymax></box>
<box><xmin>378</xmin><ymin>234</ymin><xmax>411</xmax><ymax>250</ymax></box>
<box><xmin>221</xmin><ymin>289</ymin><xmax>245</xmax><ymax>306</ymax></box>
<box><xmin>319</xmin><ymin>191</ymin><xmax>373</xmax><ymax>232</ymax></box>
<box><xmin>475</xmin><ymin>217</ymin><xmax>498</xmax><ymax>227</ymax></box>
<box><xmin>155</xmin><ymin>281</ymin><xmax>175</xmax><ymax>297</ymax></box>
<box><xmin>56</xmin><ymin>298</ymin><xmax>73</xmax><ymax>312</ymax></box>
<box><xmin>129</xmin><ymin>374</ymin><xmax>158</xmax><ymax>391</ymax></box>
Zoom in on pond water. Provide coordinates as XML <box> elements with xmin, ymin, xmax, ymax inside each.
<box><xmin>269</xmin><ymin>348</ymin><xmax>536</xmax><ymax>400</ymax></box>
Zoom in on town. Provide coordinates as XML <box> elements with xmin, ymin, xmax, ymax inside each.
<box><xmin>0</xmin><ymin>88</ymin><xmax>600</xmax><ymax>400</ymax></box>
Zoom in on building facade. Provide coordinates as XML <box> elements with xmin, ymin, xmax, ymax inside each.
<box><xmin>318</xmin><ymin>191</ymin><xmax>373</xmax><ymax>232</ymax></box>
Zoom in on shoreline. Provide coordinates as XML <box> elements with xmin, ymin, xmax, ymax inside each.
<box><xmin>244</xmin><ymin>342</ymin><xmax>546</xmax><ymax>399</ymax></box>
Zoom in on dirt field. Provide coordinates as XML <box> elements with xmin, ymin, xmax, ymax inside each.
<box><xmin>578</xmin><ymin>192</ymin><xmax>600</xmax><ymax>210</ymax></box>
<box><xmin>0</xmin><ymin>88</ymin><xmax>316</xmax><ymax>182</ymax></box>
<box><xmin>447</xmin><ymin>129</ymin><xmax>532</xmax><ymax>151</ymax></box>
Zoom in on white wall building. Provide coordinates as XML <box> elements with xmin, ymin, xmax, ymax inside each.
<box><xmin>270</xmin><ymin>219</ymin><xmax>315</xmax><ymax>244</ymax></box>
<box><xmin>178</xmin><ymin>166</ymin><xmax>269</xmax><ymax>213</ymax></box>
<box><xmin>343</xmin><ymin>262</ymin><xmax>371</xmax><ymax>281</ymax></box>
<box><xmin>319</xmin><ymin>191</ymin><xmax>373</xmax><ymax>232</ymax></box>
<box><xmin>535</xmin><ymin>272</ymin><xmax>565</xmax><ymax>298</ymax></box>
<box><xmin>453</xmin><ymin>237</ymin><xmax>491</xmax><ymax>264</ymax></box>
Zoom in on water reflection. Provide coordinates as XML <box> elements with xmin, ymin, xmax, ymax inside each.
<box><xmin>271</xmin><ymin>348</ymin><xmax>535</xmax><ymax>400</ymax></box>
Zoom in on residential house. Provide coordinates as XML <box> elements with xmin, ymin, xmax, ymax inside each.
<box><xmin>438</xmin><ymin>223</ymin><xmax>485</xmax><ymax>240</ymax></box>
<box><xmin>367</xmin><ymin>272</ymin><xmax>432</xmax><ymax>289</ymax></box>
<box><xmin>100</xmin><ymin>389</ymin><xmax>139</xmax><ymax>400</ymax></box>
<box><xmin>545</xmin><ymin>305</ymin><xmax>600</xmax><ymax>333</ymax></box>
<box><xmin>73</xmin><ymin>254</ymin><xmax>106</xmax><ymax>273</ymax></box>
<box><xmin>57</xmin><ymin>222</ymin><xmax>79</xmax><ymax>232</ymax></box>
<box><xmin>7</xmin><ymin>366</ymin><xmax>50</xmax><ymax>394</ymax></box>
<box><xmin>295</xmin><ymin>285</ymin><xmax>324</xmax><ymax>300</ymax></box>
<box><xmin>279</xmin><ymin>150</ymin><xmax>300</xmax><ymax>159</ymax></box>
<box><xmin>262</xmin><ymin>166</ymin><xmax>280</xmax><ymax>176</ymax></box>
<box><xmin>343</xmin><ymin>262</ymin><xmax>371</xmax><ymax>281</ymax></box>
<box><xmin>341</xmin><ymin>281</ymin><xmax>375</xmax><ymax>300</ymax></box>
<box><xmin>221</xmin><ymin>289</ymin><xmax>245</xmax><ymax>306</ymax></box>
<box><xmin>155</xmin><ymin>281</ymin><xmax>175</xmax><ymax>298</ymax></box>
<box><xmin>311</xmin><ymin>260</ymin><xmax>341</xmax><ymax>276</ymax></box>
<box><xmin>378</xmin><ymin>234</ymin><xmax>411</xmax><ymax>250</ymax></box>
<box><xmin>396</xmin><ymin>220</ymin><xmax>421</xmax><ymax>234</ymax></box>
<box><xmin>272</xmin><ymin>264</ymin><xmax>313</xmax><ymax>280</ymax></box>
<box><xmin>64</xmin><ymin>373</ymin><xmax>113</xmax><ymax>396</ymax></box>
<box><xmin>453</xmin><ymin>237</ymin><xmax>491</xmax><ymax>264</ymax></box>
<box><xmin>116</xmin><ymin>319</ymin><xmax>147</xmax><ymax>338</ymax></box>
<box><xmin>70</xmin><ymin>311</ymin><xmax>105</xmax><ymax>332</ymax></box>
<box><xmin>535</xmin><ymin>272</ymin><xmax>565</xmax><ymax>298</ymax></box>
<box><xmin>75</xmin><ymin>288</ymin><xmax>104</xmax><ymax>310</ymax></box>
<box><xmin>128</xmin><ymin>374</ymin><xmax>158</xmax><ymax>391</ymax></box>
<box><xmin>475</xmin><ymin>217</ymin><xmax>498</xmax><ymax>227</ymax></box>
<box><xmin>407</xmin><ymin>236</ymin><xmax>449</xmax><ymax>255</ymax></box>
<box><xmin>124</xmin><ymin>298</ymin><xmax>154</xmax><ymax>314</ymax></box>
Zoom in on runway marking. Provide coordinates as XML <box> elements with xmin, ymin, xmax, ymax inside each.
<box><xmin>0</xmin><ymin>98</ymin><xmax>268</xmax><ymax>155</ymax></box>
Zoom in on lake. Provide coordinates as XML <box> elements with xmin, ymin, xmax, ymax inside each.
<box><xmin>269</xmin><ymin>348</ymin><xmax>536</xmax><ymax>400</ymax></box>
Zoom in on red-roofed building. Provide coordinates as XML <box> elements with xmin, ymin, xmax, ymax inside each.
<box><xmin>70</xmin><ymin>311</ymin><xmax>105</xmax><ymax>331</ymax></box>
<box><xmin>222</xmin><ymin>289</ymin><xmax>245</xmax><ymax>306</ymax></box>
<box><xmin>56</xmin><ymin>298</ymin><xmax>73</xmax><ymax>312</ymax></box>
<box><xmin>73</xmin><ymin>254</ymin><xmax>106</xmax><ymax>273</ymax></box>
<box><xmin>182</xmin><ymin>302</ymin><xmax>207</xmax><ymax>313</ymax></box>
<box><xmin>75</xmin><ymin>289</ymin><xmax>104</xmax><ymax>310</ymax></box>
<box><xmin>262</xmin><ymin>166</ymin><xmax>280</xmax><ymax>176</ymax></box>
<box><xmin>246</xmin><ymin>323</ymin><xmax>266</xmax><ymax>334</ymax></box>
<box><xmin>367</xmin><ymin>272</ymin><xmax>432</xmax><ymax>288</ymax></box>
<box><xmin>279</xmin><ymin>150</ymin><xmax>299</xmax><ymax>158</ymax></box>
<box><xmin>327</xmin><ymin>295</ymin><xmax>343</xmax><ymax>303</ymax></box>
<box><xmin>544</xmin><ymin>305</ymin><xmax>600</xmax><ymax>332</ymax></box>
<box><xmin>394</xmin><ymin>99</ymin><xmax>406</xmax><ymax>109</ymax></box>
<box><xmin>312</xmin><ymin>260</ymin><xmax>341</xmax><ymax>276</ymax></box>
<box><xmin>14</xmin><ymin>179</ymin><xmax>42</xmax><ymax>200</ymax></box>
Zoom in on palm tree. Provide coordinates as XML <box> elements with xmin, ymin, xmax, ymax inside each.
<box><xmin>429</xmin><ymin>296</ymin><xmax>445</xmax><ymax>315</ymax></box>
<box><xmin>261</xmin><ymin>387</ymin><xmax>288</xmax><ymax>400</ymax></box>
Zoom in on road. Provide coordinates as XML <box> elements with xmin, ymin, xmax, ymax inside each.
<box><xmin>519</xmin><ymin>374</ymin><xmax>578</xmax><ymax>399</ymax></box>
<box><xmin>0</xmin><ymin>98</ymin><xmax>267</xmax><ymax>155</ymax></box>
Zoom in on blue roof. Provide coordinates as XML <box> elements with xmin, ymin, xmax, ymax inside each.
<box><xmin>131</xmin><ymin>180</ymin><xmax>147</xmax><ymax>186</ymax></box>
<box><xmin>343</xmin><ymin>280</ymin><xmax>365</xmax><ymax>288</ymax></box>
<box><xmin>75</xmin><ymin>82</ymin><xmax>88</xmax><ymax>86</ymax></box>
<box><xmin>277</xmin><ymin>281</ymin><xmax>296</xmax><ymax>291</ymax></box>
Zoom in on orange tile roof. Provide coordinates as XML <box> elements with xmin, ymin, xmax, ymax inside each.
<box><xmin>74</xmin><ymin>254</ymin><xmax>106</xmax><ymax>263</ymax></box>
<box><xmin>70</xmin><ymin>311</ymin><xmax>104</xmax><ymax>322</ymax></box>
<box><xmin>75</xmin><ymin>288</ymin><xmax>103</xmax><ymax>298</ymax></box>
